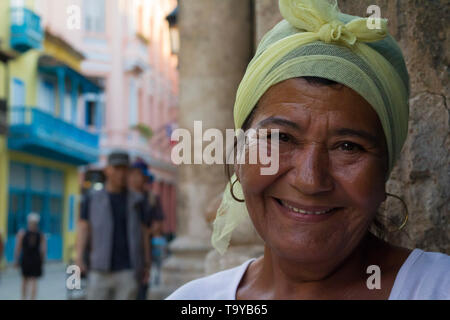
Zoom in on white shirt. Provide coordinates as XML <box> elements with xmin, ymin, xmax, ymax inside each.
<box><xmin>166</xmin><ymin>248</ymin><xmax>450</xmax><ymax>300</ymax></box>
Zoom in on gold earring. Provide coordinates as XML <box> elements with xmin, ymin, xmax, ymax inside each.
<box><xmin>385</xmin><ymin>192</ymin><xmax>409</xmax><ymax>231</ymax></box>
<box><xmin>230</xmin><ymin>178</ymin><xmax>245</xmax><ymax>203</ymax></box>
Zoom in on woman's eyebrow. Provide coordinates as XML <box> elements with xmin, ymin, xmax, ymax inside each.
<box><xmin>331</xmin><ymin>128</ymin><xmax>380</xmax><ymax>146</ymax></box>
<box><xmin>255</xmin><ymin>118</ymin><xmax>381</xmax><ymax>146</ymax></box>
<box><xmin>256</xmin><ymin>117</ymin><xmax>301</xmax><ymax>130</ymax></box>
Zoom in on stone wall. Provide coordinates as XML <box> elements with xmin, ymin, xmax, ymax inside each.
<box><xmin>337</xmin><ymin>0</ymin><xmax>449</xmax><ymax>254</ymax></box>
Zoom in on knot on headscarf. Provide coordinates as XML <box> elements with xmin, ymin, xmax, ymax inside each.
<box><xmin>279</xmin><ymin>0</ymin><xmax>388</xmax><ymax>46</ymax></box>
<box><xmin>318</xmin><ymin>20</ymin><xmax>355</xmax><ymax>45</ymax></box>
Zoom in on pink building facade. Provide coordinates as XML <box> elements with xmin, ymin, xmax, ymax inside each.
<box><xmin>38</xmin><ymin>0</ymin><xmax>178</xmax><ymax>235</ymax></box>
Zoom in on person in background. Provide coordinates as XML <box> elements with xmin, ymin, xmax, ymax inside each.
<box><xmin>128</xmin><ymin>158</ymin><xmax>168</xmax><ymax>299</ymax></box>
<box><xmin>128</xmin><ymin>158</ymin><xmax>152</xmax><ymax>299</ymax></box>
<box><xmin>14</xmin><ymin>213</ymin><xmax>46</xmax><ymax>300</ymax></box>
<box><xmin>76</xmin><ymin>151</ymin><xmax>150</xmax><ymax>300</ymax></box>
<box><xmin>146</xmin><ymin>173</ymin><xmax>166</xmax><ymax>287</ymax></box>
<box><xmin>146</xmin><ymin>173</ymin><xmax>165</xmax><ymax>237</ymax></box>
<box><xmin>128</xmin><ymin>158</ymin><xmax>165</xmax><ymax>238</ymax></box>
<box><xmin>128</xmin><ymin>157</ymin><xmax>154</xmax><ymax>227</ymax></box>
<box><xmin>150</xmin><ymin>229</ymin><xmax>167</xmax><ymax>286</ymax></box>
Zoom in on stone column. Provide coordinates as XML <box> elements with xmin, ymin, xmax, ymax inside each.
<box><xmin>158</xmin><ymin>0</ymin><xmax>254</xmax><ymax>297</ymax></box>
<box><xmin>254</xmin><ymin>0</ymin><xmax>282</xmax><ymax>45</ymax></box>
<box><xmin>202</xmin><ymin>0</ymin><xmax>291</xmax><ymax>276</ymax></box>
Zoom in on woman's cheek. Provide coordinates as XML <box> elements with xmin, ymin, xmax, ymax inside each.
<box><xmin>238</xmin><ymin>151</ymin><xmax>292</xmax><ymax>195</ymax></box>
<box><xmin>332</xmin><ymin>157</ymin><xmax>386</xmax><ymax>210</ymax></box>
<box><xmin>238</xmin><ymin>163</ymin><xmax>276</xmax><ymax>195</ymax></box>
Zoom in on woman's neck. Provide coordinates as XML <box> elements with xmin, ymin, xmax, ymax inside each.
<box><xmin>255</xmin><ymin>233</ymin><xmax>378</xmax><ymax>299</ymax></box>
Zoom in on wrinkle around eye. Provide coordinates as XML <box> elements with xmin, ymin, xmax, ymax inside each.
<box><xmin>336</xmin><ymin>141</ymin><xmax>365</xmax><ymax>153</ymax></box>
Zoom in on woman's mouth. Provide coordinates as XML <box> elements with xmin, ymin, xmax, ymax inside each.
<box><xmin>273</xmin><ymin>198</ymin><xmax>342</xmax><ymax>221</ymax></box>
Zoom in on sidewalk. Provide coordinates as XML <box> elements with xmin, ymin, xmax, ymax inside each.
<box><xmin>0</xmin><ymin>262</ymin><xmax>172</xmax><ymax>300</ymax></box>
<box><xmin>0</xmin><ymin>263</ymin><xmax>68</xmax><ymax>300</ymax></box>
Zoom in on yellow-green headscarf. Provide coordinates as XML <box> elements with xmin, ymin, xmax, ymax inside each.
<box><xmin>212</xmin><ymin>0</ymin><xmax>410</xmax><ymax>255</ymax></box>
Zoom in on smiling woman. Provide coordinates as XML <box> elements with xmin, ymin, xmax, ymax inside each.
<box><xmin>167</xmin><ymin>0</ymin><xmax>450</xmax><ymax>300</ymax></box>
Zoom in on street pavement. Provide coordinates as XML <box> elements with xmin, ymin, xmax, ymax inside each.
<box><xmin>0</xmin><ymin>262</ymin><xmax>68</xmax><ymax>300</ymax></box>
<box><xmin>0</xmin><ymin>262</ymin><xmax>173</xmax><ymax>300</ymax></box>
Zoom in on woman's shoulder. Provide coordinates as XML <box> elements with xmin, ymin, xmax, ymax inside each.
<box><xmin>166</xmin><ymin>259</ymin><xmax>255</xmax><ymax>300</ymax></box>
<box><xmin>390</xmin><ymin>248</ymin><xmax>450</xmax><ymax>300</ymax></box>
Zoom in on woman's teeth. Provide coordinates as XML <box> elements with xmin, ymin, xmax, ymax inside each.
<box><xmin>280</xmin><ymin>200</ymin><xmax>334</xmax><ymax>215</ymax></box>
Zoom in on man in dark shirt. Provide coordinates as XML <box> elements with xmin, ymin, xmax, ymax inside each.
<box><xmin>80</xmin><ymin>191</ymin><xmax>131</xmax><ymax>272</ymax></box>
<box><xmin>76</xmin><ymin>152</ymin><xmax>150</xmax><ymax>300</ymax></box>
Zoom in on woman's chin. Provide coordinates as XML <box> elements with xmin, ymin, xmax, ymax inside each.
<box><xmin>267</xmin><ymin>234</ymin><xmax>344</xmax><ymax>263</ymax></box>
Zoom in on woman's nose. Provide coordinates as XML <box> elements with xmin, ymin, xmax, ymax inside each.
<box><xmin>290</xmin><ymin>144</ymin><xmax>333</xmax><ymax>195</ymax></box>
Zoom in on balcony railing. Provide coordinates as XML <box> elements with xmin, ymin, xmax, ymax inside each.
<box><xmin>10</xmin><ymin>7</ymin><xmax>43</xmax><ymax>52</ymax></box>
<box><xmin>8</xmin><ymin>107</ymin><xmax>99</xmax><ymax>165</ymax></box>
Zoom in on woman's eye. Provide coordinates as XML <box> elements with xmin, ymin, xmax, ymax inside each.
<box><xmin>338</xmin><ymin>142</ymin><xmax>364</xmax><ymax>153</ymax></box>
<box><xmin>266</xmin><ymin>132</ymin><xmax>290</xmax><ymax>142</ymax></box>
<box><xmin>276</xmin><ymin>132</ymin><xmax>291</xmax><ymax>142</ymax></box>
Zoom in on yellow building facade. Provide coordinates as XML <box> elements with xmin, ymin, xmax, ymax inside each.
<box><xmin>0</xmin><ymin>0</ymin><xmax>101</xmax><ymax>264</ymax></box>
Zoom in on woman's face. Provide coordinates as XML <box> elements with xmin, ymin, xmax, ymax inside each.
<box><xmin>236</xmin><ymin>78</ymin><xmax>388</xmax><ymax>264</ymax></box>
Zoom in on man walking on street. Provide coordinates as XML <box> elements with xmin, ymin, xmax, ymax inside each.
<box><xmin>76</xmin><ymin>151</ymin><xmax>150</xmax><ymax>300</ymax></box>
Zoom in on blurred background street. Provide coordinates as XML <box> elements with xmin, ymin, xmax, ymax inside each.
<box><xmin>0</xmin><ymin>0</ymin><xmax>178</xmax><ymax>300</ymax></box>
<box><xmin>0</xmin><ymin>261</ymin><xmax>169</xmax><ymax>299</ymax></box>
<box><xmin>0</xmin><ymin>263</ymin><xmax>66</xmax><ymax>300</ymax></box>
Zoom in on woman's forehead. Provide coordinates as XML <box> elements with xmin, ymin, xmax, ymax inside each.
<box><xmin>253</xmin><ymin>78</ymin><xmax>383</xmax><ymax>133</ymax></box>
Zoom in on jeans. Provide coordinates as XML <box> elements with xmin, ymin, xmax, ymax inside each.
<box><xmin>87</xmin><ymin>270</ymin><xmax>138</xmax><ymax>300</ymax></box>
